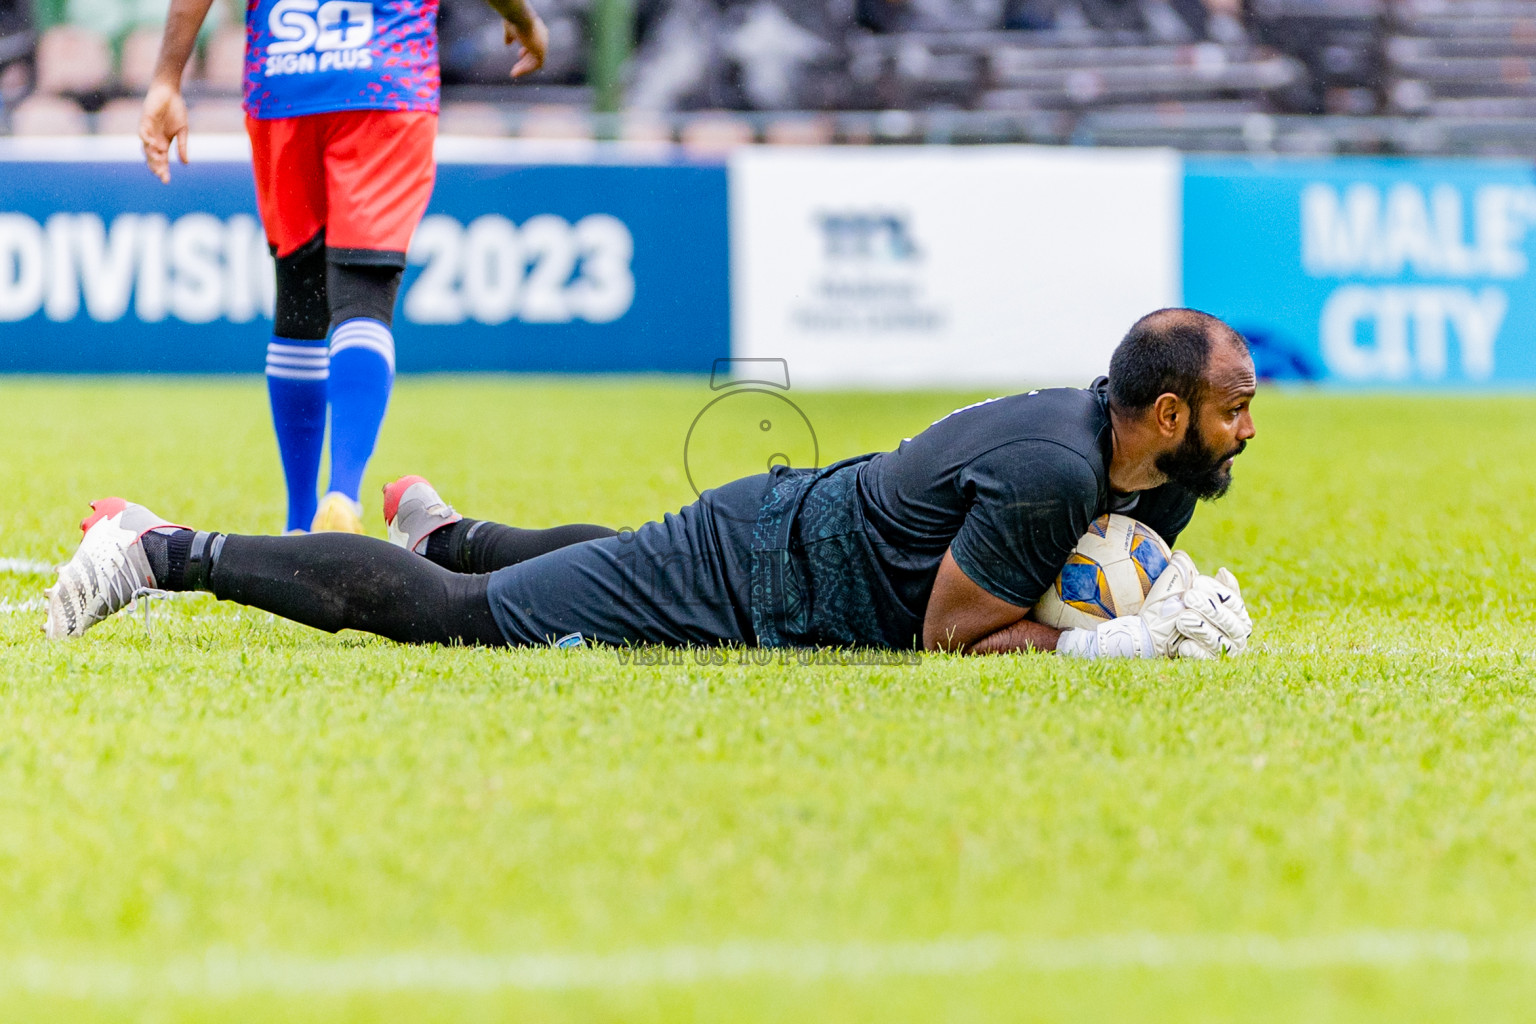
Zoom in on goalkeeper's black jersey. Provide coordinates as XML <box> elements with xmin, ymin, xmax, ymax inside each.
<box><xmin>749</xmin><ymin>378</ymin><xmax>1198</xmax><ymax>648</ymax></box>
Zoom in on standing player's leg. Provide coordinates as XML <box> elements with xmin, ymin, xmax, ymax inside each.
<box><xmin>314</xmin><ymin>109</ymin><xmax>439</xmax><ymax>533</ymax></box>
<box><xmin>318</xmin><ymin>260</ymin><xmax>400</xmax><ymax>531</ymax></box>
<box><xmin>247</xmin><ymin>114</ymin><xmax>331</xmax><ymax>533</ymax></box>
<box><xmin>266</xmin><ymin>234</ymin><xmax>330</xmax><ymax>533</ymax></box>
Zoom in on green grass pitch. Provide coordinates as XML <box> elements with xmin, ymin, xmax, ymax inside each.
<box><xmin>2</xmin><ymin>377</ymin><xmax>1536</xmax><ymax>1022</ymax></box>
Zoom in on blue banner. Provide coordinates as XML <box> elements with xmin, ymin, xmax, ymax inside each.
<box><xmin>1184</xmin><ymin>156</ymin><xmax>1536</xmax><ymax>386</ymax></box>
<box><xmin>0</xmin><ymin>155</ymin><xmax>728</xmax><ymax>373</ymax></box>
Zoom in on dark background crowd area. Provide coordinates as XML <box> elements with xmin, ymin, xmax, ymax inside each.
<box><xmin>5</xmin><ymin>0</ymin><xmax>1536</xmax><ymax>153</ymax></box>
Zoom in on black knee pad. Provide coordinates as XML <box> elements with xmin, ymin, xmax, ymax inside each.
<box><xmin>327</xmin><ymin>258</ymin><xmax>404</xmax><ymax>329</ymax></box>
<box><xmin>272</xmin><ymin>232</ymin><xmax>330</xmax><ymax>341</ymax></box>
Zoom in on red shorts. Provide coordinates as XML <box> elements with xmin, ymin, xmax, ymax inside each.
<box><xmin>246</xmin><ymin>110</ymin><xmax>437</xmax><ymax>262</ymax></box>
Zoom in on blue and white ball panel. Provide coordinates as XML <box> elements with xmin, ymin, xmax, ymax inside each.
<box><xmin>1029</xmin><ymin>514</ymin><xmax>1174</xmax><ymax>630</ymax></box>
<box><xmin>1057</xmin><ymin>553</ymin><xmax>1118</xmax><ymax>620</ymax></box>
<box><xmin>1128</xmin><ymin>523</ymin><xmax>1171</xmax><ymax>597</ymax></box>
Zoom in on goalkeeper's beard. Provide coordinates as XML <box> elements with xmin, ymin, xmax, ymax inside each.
<box><xmin>1157</xmin><ymin>426</ymin><xmax>1244</xmax><ymax>501</ymax></box>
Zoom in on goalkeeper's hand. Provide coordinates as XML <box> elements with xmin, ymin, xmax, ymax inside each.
<box><xmin>1056</xmin><ymin>553</ymin><xmax>1251</xmax><ymax>660</ymax></box>
<box><xmin>1174</xmin><ymin>567</ymin><xmax>1252</xmax><ymax>656</ymax></box>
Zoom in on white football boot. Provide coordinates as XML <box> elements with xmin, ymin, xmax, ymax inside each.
<box><xmin>382</xmin><ymin>475</ymin><xmax>462</xmax><ymax>555</ymax></box>
<box><xmin>44</xmin><ymin>498</ymin><xmax>184</xmax><ymax>640</ymax></box>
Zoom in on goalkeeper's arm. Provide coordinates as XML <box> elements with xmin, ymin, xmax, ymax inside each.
<box><xmin>922</xmin><ymin>549</ymin><xmax>1063</xmax><ymax>654</ymax></box>
<box><xmin>924</xmin><ymin>547</ymin><xmax>1250</xmax><ymax>658</ymax></box>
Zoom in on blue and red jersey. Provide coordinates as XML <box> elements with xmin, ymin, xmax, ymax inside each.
<box><xmin>243</xmin><ymin>0</ymin><xmax>441</xmax><ymax>119</ymax></box>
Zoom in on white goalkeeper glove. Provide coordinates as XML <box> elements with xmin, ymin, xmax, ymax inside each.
<box><xmin>1174</xmin><ymin>567</ymin><xmax>1252</xmax><ymax>656</ymax></box>
<box><xmin>1055</xmin><ymin>615</ymin><xmax>1160</xmax><ymax>658</ymax></box>
<box><xmin>1056</xmin><ymin>554</ymin><xmax>1252</xmax><ymax>660</ymax></box>
<box><xmin>1057</xmin><ymin>551</ymin><xmax>1198</xmax><ymax>659</ymax></box>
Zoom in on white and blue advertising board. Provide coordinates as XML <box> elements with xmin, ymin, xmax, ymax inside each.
<box><xmin>729</xmin><ymin>146</ymin><xmax>1181</xmax><ymax>388</ymax></box>
<box><xmin>0</xmin><ymin>138</ymin><xmax>729</xmax><ymax>373</ymax></box>
<box><xmin>1185</xmin><ymin>156</ymin><xmax>1536</xmax><ymax>386</ymax></box>
<box><xmin>8</xmin><ymin>139</ymin><xmax>1536</xmax><ymax>388</ymax></box>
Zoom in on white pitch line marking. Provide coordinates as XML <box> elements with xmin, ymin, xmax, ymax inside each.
<box><xmin>1</xmin><ymin>592</ymin><xmax>211</xmax><ymax>617</ymax></box>
<box><xmin>0</xmin><ymin>559</ymin><xmax>53</xmax><ymax>576</ymax></box>
<box><xmin>0</xmin><ymin>598</ymin><xmax>45</xmax><ymax>615</ymax></box>
<box><xmin>0</xmin><ymin>930</ymin><xmax>1529</xmax><ymax>998</ymax></box>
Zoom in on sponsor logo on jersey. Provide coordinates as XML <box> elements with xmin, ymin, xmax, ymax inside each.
<box><xmin>264</xmin><ymin>0</ymin><xmax>374</xmax><ymax>77</ymax></box>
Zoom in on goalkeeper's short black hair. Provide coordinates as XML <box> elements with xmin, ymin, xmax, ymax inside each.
<box><xmin>1107</xmin><ymin>308</ymin><xmax>1247</xmax><ymax>413</ymax></box>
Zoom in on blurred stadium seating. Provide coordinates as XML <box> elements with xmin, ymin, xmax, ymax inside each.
<box><xmin>8</xmin><ymin>0</ymin><xmax>1536</xmax><ymax>154</ymax></box>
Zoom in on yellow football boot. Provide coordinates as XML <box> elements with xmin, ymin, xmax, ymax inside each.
<box><xmin>311</xmin><ymin>492</ymin><xmax>365</xmax><ymax>534</ymax></box>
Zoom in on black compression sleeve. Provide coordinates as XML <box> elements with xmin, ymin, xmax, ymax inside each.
<box><xmin>424</xmin><ymin>518</ymin><xmax>618</xmax><ymax>574</ymax></box>
<box><xmin>208</xmin><ymin>533</ymin><xmax>508</xmax><ymax>646</ymax></box>
<box><xmin>327</xmin><ymin>262</ymin><xmax>403</xmax><ymax>328</ymax></box>
<box><xmin>274</xmin><ymin>232</ymin><xmax>329</xmax><ymax>340</ymax></box>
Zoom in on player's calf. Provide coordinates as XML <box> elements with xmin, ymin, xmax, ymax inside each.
<box><xmin>45</xmin><ymin>498</ymin><xmax>506</xmax><ymax>647</ymax></box>
<box><xmin>268</xmin><ymin>233</ymin><xmax>332</xmax><ymax>533</ymax></box>
<box><xmin>322</xmin><ymin>263</ymin><xmax>403</xmax><ymax>519</ymax></box>
<box><xmin>382</xmin><ymin>474</ymin><xmax>619</xmax><ymax>574</ymax></box>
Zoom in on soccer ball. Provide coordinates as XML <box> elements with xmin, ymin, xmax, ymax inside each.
<box><xmin>1029</xmin><ymin>514</ymin><xmax>1172</xmax><ymax>630</ymax></box>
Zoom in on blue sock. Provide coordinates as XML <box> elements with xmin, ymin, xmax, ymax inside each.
<box><xmin>326</xmin><ymin>317</ymin><xmax>396</xmax><ymax>502</ymax></box>
<box><xmin>265</xmin><ymin>337</ymin><xmax>329</xmax><ymax>532</ymax></box>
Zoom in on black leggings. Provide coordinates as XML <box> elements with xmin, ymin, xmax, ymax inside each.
<box><xmin>425</xmin><ymin>518</ymin><xmax>617</xmax><ymax>575</ymax></box>
<box><xmin>207</xmin><ymin>519</ymin><xmax>617</xmax><ymax>647</ymax></box>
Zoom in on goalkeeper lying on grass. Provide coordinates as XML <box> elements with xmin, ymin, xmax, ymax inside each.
<box><xmin>45</xmin><ymin>308</ymin><xmax>1255</xmax><ymax>659</ymax></box>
